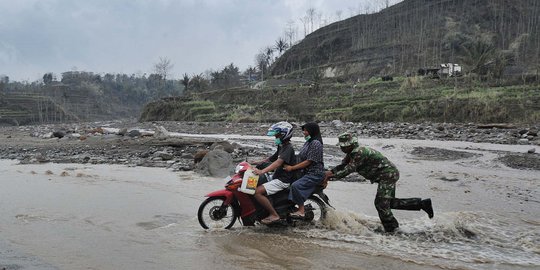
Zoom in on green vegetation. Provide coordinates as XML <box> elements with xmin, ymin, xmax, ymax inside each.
<box><xmin>140</xmin><ymin>77</ymin><xmax>540</xmax><ymax>124</ymax></box>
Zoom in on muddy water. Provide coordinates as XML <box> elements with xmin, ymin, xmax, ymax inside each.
<box><xmin>0</xmin><ymin>137</ymin><xmax>539</xmax><ymax>270</ymax></box>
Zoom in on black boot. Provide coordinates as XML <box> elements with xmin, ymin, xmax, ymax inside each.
<box><xmin>421</xmin><ymin>199</ymin><xmax>434</xmax><ymax>219</ymax></box>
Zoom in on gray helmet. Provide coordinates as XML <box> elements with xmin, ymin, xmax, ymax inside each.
<box><xmin>336</xmin><ymin>132</ymin><xmax>358</xmax><ymax>147</ymax></box>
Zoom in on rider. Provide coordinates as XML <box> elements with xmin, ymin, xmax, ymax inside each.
<box><xmin>325</xmin><ymin>132</ymin><xmax>434</xmax><ymax>233</ymax></box>
<box><xmin>252</xmin><ymin>122</ymin><xmax>297</xmax><ymax>224</ymax></box>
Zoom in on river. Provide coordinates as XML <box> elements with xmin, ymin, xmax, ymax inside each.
<box><xmin>0</xmin><ymin>136</ymin><xmax>538</xmax><ymax>270</ymax></box>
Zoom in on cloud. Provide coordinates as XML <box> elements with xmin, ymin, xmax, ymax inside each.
<box><xmin>0</xmin><ymin>0</ymin><xmax>402</xmax><ymax>81</ymax></box>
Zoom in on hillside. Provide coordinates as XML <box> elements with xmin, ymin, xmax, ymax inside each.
<box><xmin>0</xmin><ymin>72</ymin><xmax>183</xmax><ymax>126</ymax></box>
<box><xmin>140</xmin><ymin>77</ymin><xmax>540</xmax><ymax>124</ymax></box>
<box><xmin>271</xmin><ymin>0</ymin><xmax>540</xmax><ymax>80</ymax></box>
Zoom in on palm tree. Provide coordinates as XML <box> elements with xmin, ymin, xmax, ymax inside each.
<box><xmin>181</xmin><ymin>73</ymin><xmax>190</xmax><ymax>92</ymax></box>
<box><xmin>265</xmin><ymin>46</ymin><xmax>275</xmax><ymax>65</ymax></box>
<box><xmin>275</xmin><ymin>38</ymin><xmax>289</xmax><ymax>56</ymax></box>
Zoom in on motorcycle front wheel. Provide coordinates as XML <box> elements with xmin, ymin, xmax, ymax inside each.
<box><xmin>197</xmin><ymin>197</ymin><xmax>237</xmax><ymax>229</ymax></box>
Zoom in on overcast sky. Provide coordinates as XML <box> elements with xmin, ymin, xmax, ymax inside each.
<box><xmin>0</xmin><ymin>0</ymin><xmax>402</xmax><ymax>82</ymax></box>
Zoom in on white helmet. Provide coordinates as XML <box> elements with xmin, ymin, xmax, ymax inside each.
<box><xmin>267</xmin><ymin>121</ymin><xmax>293</xmax><ymax>141</ymax></box>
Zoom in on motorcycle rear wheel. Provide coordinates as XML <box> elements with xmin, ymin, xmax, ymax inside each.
<box><xmin>197</xmin><ymin>197</ymin><xmax>237</xmax><ymax>229</ymax></box>
<box><xmin>305</xmin><ymin>197</ymin><xmax>326</xmax><ymax>222</ymax></box>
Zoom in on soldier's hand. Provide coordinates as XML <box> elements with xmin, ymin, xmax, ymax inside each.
<box><xmin>325</xmin><ymin>170</ymin><xmax>334</xmax><ymax>180</ymax></box>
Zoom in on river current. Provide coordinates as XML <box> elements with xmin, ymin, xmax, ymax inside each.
<box><xmin>0</xmin><ymin>137</ymin><xmax>538</xmax><ymax>270</ymax></box>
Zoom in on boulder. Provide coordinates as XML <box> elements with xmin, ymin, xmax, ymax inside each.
<box><xmin>210</xmin><ymin>141</ymin><xmax>235</xmax><ymax>153</ymax></box>
<box><xmin>195</xmin><ymin>149</ymin><xmax>234</xmax><ymax>177</ymax></box>
<box><xmin>154</xmin><ymin>151</ymin><xmax>173</xmax><ymax>160</ymax></box>
<box><xmin>193</xmin><ymin>149</ymin><xmax>209</xmax><ymax>163</ymax></box>
<box><xmin>52</xmin><ymin>130</ymin><xmax>66</xmax><ymax>138</ymax></box>
<box><xmin>331</xmin><ymin>120</ymin><xmax>344</xmax><ymax>128</ymax></box>
<box><xmin>154</xmin><ymin>125</ymin><xmax>170</xmax><ymax>138</ymax></box>
<box><xmin>118</xmin><ymin>128</ymin><xmax>128</xmax><ymax>136</ymax></box>
<box><xmin>128</xmin><ymin>130</ymin><xmax>141</xmax><ymax>137</ymax></box>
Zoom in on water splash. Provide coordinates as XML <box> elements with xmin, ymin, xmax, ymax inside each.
<box><xmin>290</xmin><ymin>210</ymin><xmax>540</xmax><ymax>269</ymax></box>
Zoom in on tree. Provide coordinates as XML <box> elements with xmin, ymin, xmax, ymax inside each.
<box><xmin>243</xmin><ymin>66</ymin><xmax>257</xmax><ymax>83</ymax></box>
<box><xmin>43</xmin><ymin>73</ymin><xmax>54</xmax><ymax>85</ymax></box>
<box><xmin>153</xmin><ymin>57</ymin><xmax>174</xmax><ymax>80</ymax></box>
<box><xmin>0</xmin><ymin>75</ymin><xmax>8</xmax><ymax>92</ymax></box>
<box><xmin>275</xmin><ymin>38</ymin><xmax>289</xmax><ymax>56</ymax></box>
<box><xmin>0</xmin><ymin>75</ymin><xmax>9</xmax><ymax>84</ymax></box>
<box><xmin>459</xmin><ymin>38</ymin><xmax>497</xmax><ymax>75</ymax></box>
<box><xmin>189</xmin><ymin>74</ymin><xmax>210</xmax><ymax>92</ymax></box>
<box><xmin>284</xmin><ymin>20</ymin><xmax>297</xmax><ymax>47</ymax></box>
<box><xmin>255</xmin><ymin>52</ymin><xmax>268</xmax><ymax>81</ymax></box>
<box><xmin>181</xmin><ymin>73</ymin><xmax>190</xmax><ymax>92</ymax></box>
<box><xmin>306</xmin><ymin>8</ymin><xmax>316</xmax><ymax>34</ymax></box>
<box><xmin>265</xmin><ymin>46</ymin><xmax>274</xmax><ymax>66</ymax></box>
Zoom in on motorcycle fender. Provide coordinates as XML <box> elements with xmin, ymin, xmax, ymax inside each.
<box><xmin>206</xmin><ymin>189</ymin><xmax>234</xmax><ymax>205</ymax></box>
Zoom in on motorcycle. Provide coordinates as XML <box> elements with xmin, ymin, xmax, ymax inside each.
<box><xmin>197</xmin><ymin>161</ymin><xmax>332</xmax><ymax>229</ymax></box>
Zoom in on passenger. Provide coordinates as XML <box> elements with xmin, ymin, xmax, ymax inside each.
<box><xmin>325</xmin><ymin>132</ymin><xmax>434</xmax><ymax>233</ymax></box>
<box><xmin>283</xmin><ymin>122</ymin><xmax>325</xmax><ymax>218</ymax></box>
<box><xmin>252</xmin><ymin>122</ymin><xmax>296</xmax><ymax>224</ymax></box>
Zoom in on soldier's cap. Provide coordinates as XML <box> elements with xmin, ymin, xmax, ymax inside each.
<box><xmin>336</xmin><ymin>132</ymin><xmax>358</xmax><ymax>147</ymax></box>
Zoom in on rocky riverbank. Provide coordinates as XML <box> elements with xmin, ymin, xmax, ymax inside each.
<box><xmin>0</xmin><ymin>119</ymin><xmax>538</xmax><ymax>172</ymax></box>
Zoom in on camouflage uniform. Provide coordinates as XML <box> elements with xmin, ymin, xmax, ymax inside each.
<box><xmin>331</xmin><ymin>133</ymin><xmax>431</xmax><ymax>232</ymax></box>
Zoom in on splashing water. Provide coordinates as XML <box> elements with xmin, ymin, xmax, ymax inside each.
<box><xmin>286</xmin><ymin>209</ymin><xmax>540</xmax><ymax>269</ymax></box>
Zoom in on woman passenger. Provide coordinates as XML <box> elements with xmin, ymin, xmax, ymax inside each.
<box><xmin>283</xmin><ymin>122</ymin><xmax>324</xmax><ymax>217</ymax></box>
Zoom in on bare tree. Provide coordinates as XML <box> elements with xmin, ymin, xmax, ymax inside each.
<box><xmin>299</xmin><ymin>16</ymin><xmax>308</xmax><ymax>37</ymax></box>
<box><xmin>255</xmin><ymin>52</ymin><xmax>268</xmax><ymax>81</ymax></box>
<box><xmin>335</xmin><ymin>10</ymin><xmax>342</xmax><ymax>21</ymax></box>
<box><xmin>284</xmin><ymin>20</ymin><xmax>297</xmax><ymax>47</ymax></box>
<box><xmin>153</xmin><ymin>57</ymin><xmax>174</xmax><ymax>80</ymax></box>
<box><xmin>306</xmin><ymin>8</ymin><xmax>316</xmax><ymax>34</ymax></box>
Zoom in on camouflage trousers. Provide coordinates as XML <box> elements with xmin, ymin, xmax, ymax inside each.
<box><xmin>374</xmin><ymin>171</ymin><xmax>423</xmax><ymax>232</ymax></box>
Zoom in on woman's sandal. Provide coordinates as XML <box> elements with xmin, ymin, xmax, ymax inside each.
<box><xmin>289</xmin><ymin>212</ymin><xmax>305</xmax><ymax>218</ymax></box>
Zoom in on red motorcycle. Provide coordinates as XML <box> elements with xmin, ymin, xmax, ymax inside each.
<box><xmin>197</xmin><ymin>162</ymin><xmax>332</xmax><ymax>229</ymax></box>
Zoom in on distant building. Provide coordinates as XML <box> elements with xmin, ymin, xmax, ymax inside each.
<box><xmin>418</xmin><ymin>63</ymin><xmax>462</xmax><ymax>78</ymax></box>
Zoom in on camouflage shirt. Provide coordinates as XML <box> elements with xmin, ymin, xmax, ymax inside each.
<box><xmin>331</xmin><ymin>146</ymin><xmax>398</xmax><ymax>182</ymax></box>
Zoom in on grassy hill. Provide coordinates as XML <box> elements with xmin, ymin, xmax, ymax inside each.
<box><xmin>140</xmin><ymin>77</ymin><xmax>540</xmax><ymax>124</ymax></box>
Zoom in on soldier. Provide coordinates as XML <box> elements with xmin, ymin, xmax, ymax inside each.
<box><xmin>325</xmin><ymin>132</ymin><xmax>434</xmax><ymax>233</ymax></box>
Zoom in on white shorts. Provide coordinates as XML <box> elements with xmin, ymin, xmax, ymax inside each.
<box><xmin>263</xmin><ymin>179</ymin><xmax>290</xmax><ymax>195</ymax></box>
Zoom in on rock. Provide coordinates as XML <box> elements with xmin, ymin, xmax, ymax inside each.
<box><xmin>195</xmin><ymin>149</ymin><xmax>234</xmax><ymax>177</ymax></box>
<box><xmin>67</xmin><ymin>133</ymin><xmax>81</xmax><ymax>139</ymax></box>
<box><xmin>52</xmin><ymin>130</ymin><xmax>66</xmax><ymax>138</ymax></box>
<box><xmin>41</xmin><ymin>132</ymin><xmax>54</xmax><ymax>139</ymax></box>
<box><xmin>518</xmin><ymin>129</ymin><xmax>528</xmax><ymax>135</ymax></box>
<box><xmin>331</xmin><ymin>120</ymin><xmax>344</xmax><ymax>127</ymax></box>
<box><xmin>90</xmin><ymin>127</ymin><xmax>105</xmax><ymax>134</ymax></box>
<box><xmin>210</xmin><ymin>141</ymin><xmax>235</xmax><ymax>153</ymax></box>
<box><xmin>128</xmin><ymin>130</ymin><xmax>141</xmax><ymax>137</ymax></box>
<box><xmin>528</xmin><ymin>148</ymin><xmax>536</xmax><ymax>154</ymax></box>
<box><xmin>528</xmin><ymin>130</ymin><xmax>538</xmax><ymax>136</ymax></box>
<box><xmin>118</xmin><ymin>128</ymin><xmax>128</xmax><ymax>136</ymax></box>
<box><xmin>154</xmin><ymin>151</ymin><xmax>173</xmax><ymax>161</ymax></box>
<box><xmin>193</xmin><ymin>149</ymin><xmax>209</xmax><ymax>163</ymax></box>
<box><xmin>154</xmin><ymin>125</ymin><xmax>170</xmax><ymax>138</ymax></box>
